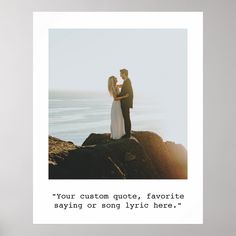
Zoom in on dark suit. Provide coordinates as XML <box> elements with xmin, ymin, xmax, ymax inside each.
<box><xmin>118</xmin><ymin>78</ymin><xmax>134</xmax><ymax>137</ymax></box>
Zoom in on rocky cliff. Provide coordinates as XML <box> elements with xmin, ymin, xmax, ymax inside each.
<box><xmin>49</xmin><ymin>131</ymin><xmax>187</xmax><ymax>179</ymax></box>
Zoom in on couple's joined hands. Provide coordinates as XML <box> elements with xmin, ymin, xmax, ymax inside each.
<box><xmin>114</xmin><ymin>93</ymin><xmax>129</xmax><ymax>101</ymax></box>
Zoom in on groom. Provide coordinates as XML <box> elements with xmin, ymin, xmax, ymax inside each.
<box><xmin>116</xmin><ymin>68</ymin><xmax>134</xmax><ymax>138</ymax></box>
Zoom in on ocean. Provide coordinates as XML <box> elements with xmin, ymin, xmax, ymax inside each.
<box><xmin>49</xmin><ymin>90</ymin><xmax>186</xmax><ymax>148</ymax></box>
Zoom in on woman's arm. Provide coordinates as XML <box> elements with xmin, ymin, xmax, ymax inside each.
<box><xmin>116</xmin><ymin>84</ymin><xmax>123</xmax><ymax>88</ymax></box>
<box><xmin>114</xmin><ymin>93</ymin><xmax>129</xmax><ymax>101</ymax></box>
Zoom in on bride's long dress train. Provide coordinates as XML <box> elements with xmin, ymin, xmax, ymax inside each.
<box><xmin>110</xmin><ymin>100</ymin><xmax>125</xmax><ymax>139</ymax></box>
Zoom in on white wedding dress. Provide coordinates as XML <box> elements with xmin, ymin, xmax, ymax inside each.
<box><xmin>110</xmin><ymin>87</ymin><xmax>125</xmax><ymax>139</ymax></box>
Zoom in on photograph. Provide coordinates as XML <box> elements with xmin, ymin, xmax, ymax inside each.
<box><xmin>48</xmin><ymin>28</ymin><xmax>188</xmax><ymax>179</ymax></box>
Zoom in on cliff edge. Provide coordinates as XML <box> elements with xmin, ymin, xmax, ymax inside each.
<box><xmin>49</xmin><ymin>131</ymin><xmax>187</xmax><ymax>179</ymax></box>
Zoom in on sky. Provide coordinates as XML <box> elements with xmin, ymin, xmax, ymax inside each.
<box><xmin>49</xmin><ymin>29</ymin><xmax>187</xmax><ymax>95</ymax></box>
<box><xmin>49</xmin><ymin>29</ymin><xmax>187</xmax><ymax>147</ymax></box>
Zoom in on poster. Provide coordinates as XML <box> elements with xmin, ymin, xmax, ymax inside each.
<box><xmin>33</xmin><ymin>12</ymin><xmax>203</xmax><ymax>224</ymax></box>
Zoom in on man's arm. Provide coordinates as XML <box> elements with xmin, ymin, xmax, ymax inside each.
<box><xmin>118</xmin><ymin>80</ymin><xmax>128</xmax><ymax>97</ymax></box>
<box><xmin>114</xmin><ymin>93</ymin><xmax>129</xmax><ymax>101</ymax></box>
<box><xmin>125</xmin><ymin>79</ymin><xmax>133</xmax><ymax>97</ymax></box>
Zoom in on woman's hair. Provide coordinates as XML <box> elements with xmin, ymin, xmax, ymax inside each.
<box><xmin>108</xmin><ymin>76</ymin><xmax>118</xmax><ymax>96</ymax></box>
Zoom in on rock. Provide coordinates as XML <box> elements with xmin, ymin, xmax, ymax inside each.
<box><xmin>49</xmin><ymin>136</ymin><xmax>78</xmax><ymax>165</ymax></box>
<box><xmin>132</xmin><ymin>131</ymin><xmax>187</xmax><ymax>179</ymax></box>
<box><xmin>124</xmin><ymin>152</ymin><xmax>136</xmax><ymax>162</ymax></box>
<box><xmin>49</xmin><ymin>131</ymin><xmax>187</xmax><ymax>179</ymax></box>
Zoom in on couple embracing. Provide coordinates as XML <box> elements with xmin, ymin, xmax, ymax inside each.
<box><xmin>108</xmin><ymin>68</ymin><xmax>134</xmax><ymax>140</ymax></box>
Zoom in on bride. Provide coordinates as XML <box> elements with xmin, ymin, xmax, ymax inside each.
<box><xmin>108</xmin><ymin>76</ymin><xmax>129</xmax><ymax>139</ymax></box>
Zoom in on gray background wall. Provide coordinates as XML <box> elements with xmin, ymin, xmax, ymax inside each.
<box><xmin>0</xmin><ymin>0</ymin><xmax>235</xmax><ymax>235</ymax></box>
